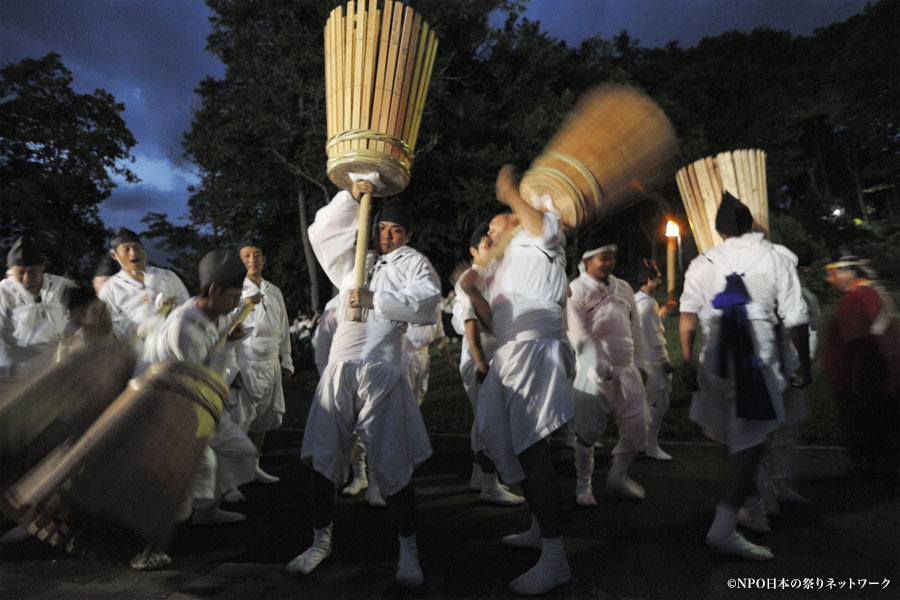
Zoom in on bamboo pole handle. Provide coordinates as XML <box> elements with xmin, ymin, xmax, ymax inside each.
<box><xmin>350</xmin><ymin>191</ymin><xmax>372</xmax><ymax>322</ymax></box>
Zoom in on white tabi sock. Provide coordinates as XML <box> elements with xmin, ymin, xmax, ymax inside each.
<box><xmin>365</xmin><ymin>473</ymin><xmax>386</xmax><ymax>508</ymax></box>
<box><xmin>706</xmin><ymin>503</ymin><xmax>773</xmax><ymax>561</ymax></box>
<box><xmin>287</xmin><ymin>524</ymin><xmax>333</xmax><ymax>575</ymax></box>
<box><xmin>481</xmin><ymin>472</ymin><xmax>525</xmax><ymax>506</ymax></box>
<box><xmin>508</xmin><ymin>536</ymin><xmax>571</xmax><ymax>595</ymax></box>
<box><xmin>605</xmin><ymin>451</ymin><xmax>645</xmax><ymax>500</ymax></box>
<box><xmin>254</xmin><ymin>457</ymin><xmax>280</xmax><ymax>484</ymax></box>
<box><xmin>501</xmin><ymin>514</ymin><xmax>542</xmax><ymax>549</ymax></box>
<box><xmin>573</xmin><ymin>443</ymin><xmax>597</xmax><ymax>506</ymax></box>
<box><xmin>395</xmin><ymin>533</ymin><xmax>424</xmax><ymax>588</ymax></box>
<box><xmin>737</xmin><ymin>495</ymin><xmax>771</xmax><ymax>533</ymax></box>
<box><xmin>469</xmin><ymin>462</ymin><xmax>483</xmax><ymax>490</ymax></box>
<box><xmin>342</xmin><ymin>441</ymin><xmax>368</xmax><ymax>496</ymax></box>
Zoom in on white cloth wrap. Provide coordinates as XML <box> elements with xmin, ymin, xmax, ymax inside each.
<box><xmin>474</xmin><ymin>215</ymin><xmax>572</xmax><ymax>483</ymax></box>
<box><xmin>98</xmin><ymin>266</ymin><xmax>189</xmax><ymax>341</ymax></box>
<box><xmin>301</xmin><ymin>359</ymin><xmax>432</xmax><ymax>496</ymax></box>
<box><xmin>228</xmin><ymin>278</ymin><xmax>293</xmax><ymax>432</ymax></box>
<box><xmin>0</xmin><ymin>274</ymin><xmax>75</xmax><ymax>376</ymax></box>
<box><xmin>313</xmin><ymin>295</ymin><xmax>340</xmax><ymax>375</ymax></box>
<box><xmin>679</xmin><ymin>233</ymin><xmax>808</xmax><ymax>453</ymax></box>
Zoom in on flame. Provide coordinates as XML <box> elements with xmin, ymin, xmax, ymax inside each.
<box><xmin>665</xmin><ymin>220</ymin><xmax>679</xmax><ymax>237</ymax></box>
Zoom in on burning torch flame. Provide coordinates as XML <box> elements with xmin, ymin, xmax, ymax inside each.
<box><xmin>665</xmin><ymin>220</ymin><xmax>679</xmax><ymax>238</ymax></box>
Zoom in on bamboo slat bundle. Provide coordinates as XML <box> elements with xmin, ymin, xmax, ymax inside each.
<box><xmin>518</xmin><ymin>85</ymin><xmax>676</xmax><ymax>232</ymax></box>
<box><xmin>324</xmin><ymin>0</ymin><xmax>438</xmax><ymax>197</ymax></box>
<box><xmin>675</xmin><ymin>149</ymin><xmax>769</xmax><ymax>253</ymax></box>
<box><xmin>323</xmin><ymin>0</ymin><xmax>438</xmax><ymax>321</ymax></box>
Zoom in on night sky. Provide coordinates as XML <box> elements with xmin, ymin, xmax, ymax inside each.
<box><xmin>1</xmin><ymin>0</ymin><xmax>869</xmax><ymax>242</ymax></box>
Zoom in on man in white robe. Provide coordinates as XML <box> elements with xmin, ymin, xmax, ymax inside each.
<box><xmin>98</xmin><ymin>227</ymin><xmax>189</xmax><ymax>342</ymax></box>
<box><xmin>227</xmin><ymin>237</ymin><xmax>293</xmax><ymax>486</ymax></box>
<box><xmin>289</xmin><ymin>181</ymin><xmax>439</xmax><ymax>588</ymax></box>
<box><xmin>0</xmin><ymin>237</ymin><xmax>77</xmax><ymax>378</ymax></box>
<box><xmin>567</xmin><ymin>243</ymin><xmax>651</xmax><ymax>504</ymax></box>
<box><xmin>452</xmin><ymin>221</ymin><xmax>525</xmax><ymax>507</ymax></box>
<box><xmin>679</xmin><ymin>192</ymin><xmax>810</xmax><ymax>561</ymax></box>
<box><xmin>634</xmin><ymin>265</ymin><xmax>675</xmax><ymax>461</ymax></box>
<box><xmin>459</xmin><ymin>166</ymin><xmax>572</xmax><ymax>595</ymax></box>
<box><xmin>142</xmin><ymin>249</ymin><xmax>257</xmax><ymax>528</ymax></box>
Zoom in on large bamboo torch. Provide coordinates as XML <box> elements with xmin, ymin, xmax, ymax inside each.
<box><xmin>665</xmin><ymin>220</ymin><xmax>679</xmax><ymax>302</ymax></box>
<box><xmin>324</xmin><ymin>0</ymin><xmax>438</xmax><ymax>320</ymax></box>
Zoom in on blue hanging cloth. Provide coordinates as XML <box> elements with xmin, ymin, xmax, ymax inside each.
<box><xmin>712</xmin><ymin>273</ymin><xmax>776</xmax><ymax>421</ymax></box>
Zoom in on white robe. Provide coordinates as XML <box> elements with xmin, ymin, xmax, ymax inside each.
<box><xmin>452</xmin><ymin>270</ymin><xmax>498</xmax><ymax>453</ymax></box>
<box><xmin>403</xmin><ymin>303</ymin><xmax>444</xmax><ymax>406</ymax></box>
<box><xmin>0</xmin><ymin>274</ymin><xmax>76</xmax><ymax>377</ymax></box>
<box><xmin>475</xmin><ymin>211</ymin><xmax>573</xmax><ymax>484</ymax></box>
<box><xmin>679</xmin><ymin>232</ymin><xmax>808</xmax><ymax>452</ymax></box>
<box><xmin>228</xmin><ymin>278</ymin><xmax>293</xmax><ymax>433</ymax></box>
<box><xmin>635</xmin><ymin>290</ymin><xmax>673</xmax><ymax>425</ymax></box>
<box><xmin>98</xmin><ymin>266</ymin><xmax>189</xmax><ymax>341</ymax></box>
<box><xmin>143</xmin><ymin>297</ymin><xmax>256</xmax><ymax>501</ymax></box>
<box><xmin>567</xmin><ymin>273</ymin><xmax>649</xmax><ymax>453</ymax></box>
<box><xmin>312</xmin><ymin>295</ymin><xmax>340</xmax><ymax>375</ymax></box>
<box><xmin>301</xmin><ymin>191</ymin><xmax>439</xmax><ymax>496</ymax></box>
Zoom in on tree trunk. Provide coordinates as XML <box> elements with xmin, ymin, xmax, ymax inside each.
<box><xmin>297</xmin><ymin>185</ymin><xmax>320</xmax><ymax>312</ymax></box>
<box><xmin>844</xmin><ymin>144</ymin><xmax>869</xmax><ymax>225</ymax></box>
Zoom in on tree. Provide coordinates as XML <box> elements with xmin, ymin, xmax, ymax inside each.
<box><xmin>1</xmin><ymin>52</ymin><xmax>138</xmax><ymax>279</ymax></box>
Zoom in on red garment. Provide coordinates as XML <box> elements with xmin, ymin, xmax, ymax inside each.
<box><xmin>825</xmin><ymin>279</ymin><xmax>899</xmax><ymax>471</ymax></box>
<box><xmin>825</xmin><ymin>280</ymin><xmax>899</xmax><ymax>394</ymax></box>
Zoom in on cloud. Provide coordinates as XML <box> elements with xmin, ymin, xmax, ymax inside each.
<box><xmin>100</xmin><ymin>184</ymin><xmax>192</xmax><ymax>234</ymax></box>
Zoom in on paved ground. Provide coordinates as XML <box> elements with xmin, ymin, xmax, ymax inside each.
<box><xmin>2</xmin><ymin>431</ymin><xmax>898</xmax><ymax>599</ymax></box>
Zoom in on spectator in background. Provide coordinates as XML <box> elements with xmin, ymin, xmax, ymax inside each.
<box><xmin>633</xmin><ymin>263</ymin><xmax>676</xmax><ymax>461</ymax></box>
<box><xmin>824</xmin><ymin>254</ymin><xmax>899</xmax><ymax>478</ymax></box>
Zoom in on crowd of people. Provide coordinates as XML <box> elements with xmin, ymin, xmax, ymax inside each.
<box><xmin>1</xmin><ymin>168</ymin><xmax>898</xmax><ymax>594</ymax></box>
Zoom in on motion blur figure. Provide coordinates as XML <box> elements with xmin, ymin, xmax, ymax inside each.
<box><xmin>824</xmin><ymin>255</ymin><xmax>899</xmax><ymax>478</ymax></box>
<box><xmin>0</xmin><ymin>236</ymin><xmax>76</xmax><ymax>378</ymax></box>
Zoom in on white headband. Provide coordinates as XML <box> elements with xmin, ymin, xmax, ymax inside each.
<box><xmin>581</xmin><ymin>244</ymin><xmax>617</xmax><ymax>261</ymax></box>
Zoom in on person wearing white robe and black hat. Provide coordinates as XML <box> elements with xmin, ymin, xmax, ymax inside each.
<box><xmin>226</xmin><ymin>235</ymin><xmax>294</xmax><ymax>488</ymax></box>
<box><xmin>98</xmin><ymin>227</ymin><xmax>189</xmax><ymax>341</ymax></box>
<box><xmin>289</xmin><ymin>180</ymin><xmax>440</xmax><ymax>588</ymax></box>
<box><xmin>0</xmin><ymin>236</ymin><xmax>77</xmax><ymax>377</ymax></box>
<box><xmin>141</xmin><ymin>249</ymin><xmax>257</xmax><ymax>527</ymax></box>
<box><xmin>679</xmin><ymin>192</ymin><xmax>810</xmax><ymax>561</ymax></box>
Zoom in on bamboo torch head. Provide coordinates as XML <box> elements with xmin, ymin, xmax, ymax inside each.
<box><xmin>675</xmin><ymin>149</ymin><xmax>768</xmax><ymax>254</ymax></box>
<box><xmin>324</xmin><ymin>0</ymin><xmax>438</xmax><ymax>197</ymax></box>
<box><xmin>518</xmin><ymin>85</ymin><xmax>677</xmax><ymax>232</ymax></box>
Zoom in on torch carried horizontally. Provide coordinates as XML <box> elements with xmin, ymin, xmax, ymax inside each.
<box><xmin>324</xmin><ymin>0</ymin><xmax>438</xmax><ymax>320</ymax></box>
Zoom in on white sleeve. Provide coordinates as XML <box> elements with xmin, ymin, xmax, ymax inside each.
<box><xmin>637</xmin><ymin>298</ymin><xmax>668</xmax><ymax>364</ymax></box>
<box><xmin>308</xmin><ymin>190</ymin><xmax>361</xmax><ymax>289</ymax></box>
<box><xmin>372</xmin><ymin>255</ymin><xmax>441</xmax><ymax>325</ymax></box>
<box><xmin>774</xmin><ymin>254</ymin><xmax>809</xmax><ymax>329</ymax></box>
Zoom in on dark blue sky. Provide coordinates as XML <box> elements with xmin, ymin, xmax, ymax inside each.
<box><xmin>1</xmin><ymin>0</ymin><xmax>869</xmax><ymax>243</ymax></box>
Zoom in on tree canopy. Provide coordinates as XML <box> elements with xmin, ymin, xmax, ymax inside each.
<box><xmin>1</xmin><ymin>52</ymin><xmax>139</xmax><ymax>279</ymax></box>
<box><xmin>174</xmin><ymin>0</ymin><xmax>897</xmax><ymax>313</ymax></box>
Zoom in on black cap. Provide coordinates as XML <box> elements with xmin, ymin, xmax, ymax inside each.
<box><xmin>238</xmin><ymin>233</ymin><xmax>263</xmax><ymax>252</ymax></box>
<box><xmin>715</xmin><ymin>191</ymin><xmax>754</xmax><ymax>237</ymax></box>
<box><xmin>199</xmin><ymin>248</ymin><xmax>246</xmax><ymax>291</ymax></box>
<box><xmin>6</xmin><ymin>236</ymin><xmax>44</xmax><ymax>267</ymax></box>
<box><xmin>376</xmin><ymin>199</ymin><xmax>413</xmax><ymax>231</ymax></box>
<box><xmin>469</xmin><ymin>221</ymin><xmax>490</xmax><ymax>250</ymax></box>
<box><xmin>94</xmin><ymin>254</ymin><xmax>119</xmax><ymax>277</ymax></box>
<box><xmin>110</xmin><ymin>227</ymin><xmax>142</xmax><ymax>248</ymax></box>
